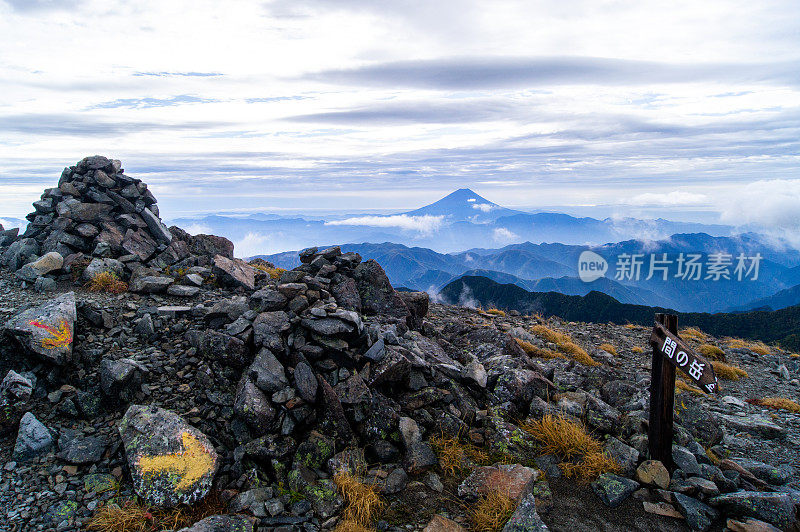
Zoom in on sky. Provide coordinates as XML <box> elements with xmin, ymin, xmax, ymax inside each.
<box><xmin>1</xmin><ymin>0</ymin><xmax>799</xmax><ymax>234</ymax></box>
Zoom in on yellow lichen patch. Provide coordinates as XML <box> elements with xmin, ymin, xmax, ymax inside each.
<box><xmin>711</xmin><ymin>361</ymin><xmax>748</xmax><ymax>381</ymax></box>
<box><xmin>471</xmin><ymin>491</ymin><xmax>515</xmax><ymax>532</ymax></box>
<box><xmin>697</xmin><ymin>344</ymin><xmax>726</xmax><ymax>361</ymax></box>
<box><xmin>598</xmin><ymin>343</ymin><xmax>617</xmax><ymax>356</ymax></box>
<box><xmin>749</xmin><ymin>397</ymin><xmax>800</xmax><ymax>414</ymax></box>
<box><xmin>514</xmin><ymin>337</ymin><xmax>564</xmax><ymax>360</ymax></box>
<box><xmin>28</xmin><ymin>319</ymin><xmax>73</xmax><ymax>349</ymax></box>
<box><xmin>137</xmin><ymin>432</ymin><xmax>214</xmax><ymax>491</ymax></box>
<box><xmin>521</xmin><ymin>414</ymin><xmax>619</xmax><ymax>483</ymax></box>
<box><xmin>679</xmin><ymin>327</ymin><xmax>707</xmax><ymax>342</ymax></box>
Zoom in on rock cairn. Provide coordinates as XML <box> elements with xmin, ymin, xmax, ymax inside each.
<box><xmin>1</xmin><ymin>156</ymin><xmax>239</xmax><ymax>291</ymax></box>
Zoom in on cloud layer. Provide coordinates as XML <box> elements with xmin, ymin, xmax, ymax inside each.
<box><xmin>0</xmin><ymin>0</ymin><xmax>798</xmax><ymax>235</ymax></box>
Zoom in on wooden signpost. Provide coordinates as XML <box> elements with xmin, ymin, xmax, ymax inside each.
<box><xmin>648</xmin><ymin>313</ymin><xmax>718</xmax><ymax>470</ymax></box>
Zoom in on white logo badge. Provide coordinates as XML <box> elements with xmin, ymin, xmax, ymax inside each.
<box><xmin>578</xmin><ymin>250</ymin><xmax>608</xmax><ymax>282</ymax></box>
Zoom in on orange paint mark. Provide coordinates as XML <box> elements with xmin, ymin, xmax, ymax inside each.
<box><xmin>28</xmin><ymin>319</ymin><xmax>72</xmax><ymax>349</ymax></box>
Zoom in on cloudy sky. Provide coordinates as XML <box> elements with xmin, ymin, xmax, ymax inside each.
<box><xmin>1</xmin><ymin>0</ymin><xmax>799</xmax><ymax>231</ymax></box>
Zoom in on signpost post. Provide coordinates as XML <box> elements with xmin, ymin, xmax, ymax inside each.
<box><xmin>648</xmin><ymin>313</ymin><xmax>718</xmax><ymax>470</ymax></box>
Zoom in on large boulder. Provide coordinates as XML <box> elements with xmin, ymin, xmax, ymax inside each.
<box><xmin>119</xmin><ymin>405</ymin><xmax>219</xmax><ymax>507</ymax></box>
<box><xmin>3</xmin><ymin>292</ymin><xmax>76</xmax><ymax>365</ymax></box>
<box><xmin>177</xmin><ymin>515</ymin><xmax>254</xmax><ymax>532</ymax></box>
<box><xmin>15</xmin><ymin>251</ymin><xmax>63</xmax><ymax>282</ymax></box>
<box><xmin>212</xmin><ymin>254</ymin><xmax>255</xmax><ymax>290</ymax></box>
<box><xmin>13</xmin><ymin>412</ymin><xmax>54</xmax><ymax>462</ymax></box>
<box><xmin>353</xmin><ymin>259</ymin><xmax>409</xmax><ymax>318</ymax></box>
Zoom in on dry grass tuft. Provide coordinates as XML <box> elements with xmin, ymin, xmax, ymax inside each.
<box><xmin>680</xmin><ymin>327</ymin><xmax>707</xmax><ymax>342</ymax></box>
<box><xmin>471</xmin><ymin>491</ymin><xmax>515</xmax><ymax>532</ymax></box>
<box><xmin>86</xmin><ymin>271</ymin><xmax>128</xmax><ymax>294</ymax></box>
<box><xmin>531</xmin><ymin>325</ymin><xmax>598</xmax><ymax>366</ymax></box>
<box><xmin>631</xmin><ymin>346</ymin><xmax>644</xmax><ymax>354</ymax></box>
<box><xmin>485</xmin><ymin>308</ymin><xmax>506</xmax><ymax>317</ymax></box>
<box><xmin>790</xmin><ymin>353</ymin><xmax>800</xmax><ymax>359</ymax></box>
<box><xmin>624</xmin><ymin>323</ymin><xmax>642</xmax><ymax>329</ymax></box>
<box><xmin>748</xmin><ymin>397</ymin><xmax>800</xmax><ymax>414</ymax></box>
<box><xmin>711</xmin><ymin>361</ymin><xmax>748</xmax><ymax>380</ymax></box>
<box><xmin>249</xmin><ymin>262</ymin><xmax>286</xmax><ymax>279</ymax></box>
<box><xmin>87</xmin><ymin>493</ymin><xmax>225</xmax><ymax>532</ymax></box>
<box><xmin>697</xmin><ymin>344</ymin><xmax>726</xmax><ymax>361</ymax></box>
<box><xmin>725</xmin><ymin>338</ymin><xmax>772</xmax><ymax>356</ymax></box>
<box><xmin>334</xmin><ymin>471</ymin><xmax>383</xmax><ymax>529</ymax></box>
<box><xmin>334</xmin><ymin>521</ymin><xmax>374</xmax><ymax>532</ymax></box>
<box><xmin>514</xmin><ymin>337</ymin><xmax>564</xmax><ymax>360</ymax></box>
<box><xmin>429</xmin><ymin>434</ymin><xmax>489</xmax><ymax>476</ymax></box>
<box><xmin>598</xmin><ymin>343</ymin><xmax>617</xmax><ymax>356</ymax></box>
<box><xmin>705</xmin><ymin>448</ymin><xmax>721</xmax><ymax>465</ymax></box>
<box><xmin>521</xmin><ymin>414</ymin><xmax>619</xmax><ymax>482</ymax></box>
<box><xmin>675</xmin><ymin>380</ymin><xmax>705</xmax><ymax>395</ymax></box>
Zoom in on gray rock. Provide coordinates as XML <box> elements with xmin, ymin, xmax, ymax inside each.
<box><xmin>119</xmin><ymin>404</ymin><xmax>218</xmax><ymax>507</ymax></box>
<box><xmin>2</xmin><ymin>238</ymin><xmax>40</xmax><ymax>270</ymax></box>
<box><xmin>177</xmin><ymin>515</ymin><xmax>254</xmax><ymax>532</ymax></box>
<box><xmin>294</xmin><ymin>361</ymin><xmax>318</xmax><ymax>403</ymax></box>
<box><xmin>81</xmin><ymin>257</ymin><xmax>124</xmax><ymax>283</ymax></box>
<box><xmin>708</xmin><ymin>491</ymin><xmax>796</xmax><ymax>530</ymax></box>
<box><xmin>100</xmin><ymin>358</ymin><xmax>147</xmax><ymax>403</ymax></box>
<box><xmin>13</xmin><ymin>412</ymin><xmax>54</xmax><ymax>462</ymax></box>
<box><xmin>139</xmin><ymin>206</ymin><xmax>172</xmax><ymax>245</ymax></box>
<box><xmin>363</xmin><ymin>337</ymin><xmax>386</xmax><ymax>362</ymax></box>
<box><xmin>398</xmin><ymin>416</ymin><xmax>422</xmax><ymax>449</ymax></box>
<box><xmin>404</xmin><ymin>441</ymin><xmax>438</xmax><ymax>474</ymax></box>
<box><xmin>673</xmin><ymin>493</ymin><xmax>719</xmax><ymax>531</ymax></box>
<box><xmin>673</xmin><ymin>445</ymin><xmax>701</xmax><ymax>476</ymax></box>
<box><xmin>591</xmin><ymin>473</ymin><xmax>639</xmax><ymax>508</ymax></box>
<box><xmin>57</xmin><ymin>432</ymin><xmax>107</xmax><ymax>464</ymax></box>
<box><xmin>301</xmin><ymin>317</ymin><xmax>354</xmax><ymax>337</ymax></box>
<box><xmin>383</xmin><ymin>467</ymin><xmax>409</xmax><ymax>494</ymax></box>
<box><xmin>167</xmin><ymin>285</ymin><xmax>200</xmax><ymax>297</ymax></box>
<box><xmin>33</xmin><ymin>276</ymin><xmax>57</xmax><ymax>292</ymax></box>
<box><xmin>0</xmin><ymin>370</ymin><xmax>33</xmax><ymax>434</ymax></box>
<box><xmin>603</xmin><ymin>437</ymin><xmax>640</xmax><ymax>477</ymax></box>
<box><xmin>737</xmin><ymin>459</ymin><xmax>794</xmax><ymax>486</ymax></box>
<box><xmin>234</xmin><ymin>378</ymin><xmax>275</xmax><ymax>433</ymax></box>
<box><xmin>249</xmin><ymin>348</ymin><xmax>289</xmax><ymax>394</ymax></box>
<box><xmin>716</xmin><ymin>413</ymin><xmax>786</xmax><ymax>440</ymax></box>
<box><xmin>3</xmin><ymin>292</ymin><xmax>76</xmax><ymax>365</ymax></box>
<box><xmin>502</xmin><ymin>493</ymin><xmax>550</xmax><ymax>531</ymax></box>
<box><xmin>253</xmin><ymin>311</ymin><xmax>290</xmax><ymax>352</ymax></box>
<box><xmin>212</xmin><ymin>254</ymin><xmax>255</xmax><ymax>290</ymax></box>
<box><xmin>133</xmin><ymin>313</ymin><xmax>155</xmax><ymax>338</ymax></box>
<box><xmin>15</xmin><ymin>251</ymin><xmax>63</xmax><ymax>282</ymax></box>
<box><xmin>129</xmin><ymin>269</ymin><xmax>173</xmax><ymax>293</ymax></box>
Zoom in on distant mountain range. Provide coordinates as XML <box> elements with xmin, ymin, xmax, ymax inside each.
<box><xmin>170</xmin><ymin>188</ymin><xmax>736</xmax><ymax>254</ymax></box>
<box><xmin>440</xmin><ymin>276</ymin><xmax>800</xmax><ymax>352</ymax></box>
<box><xmin>259</xmin><ymin>234</ymin><xmax>800</xmax><ymax>313</ymax></box>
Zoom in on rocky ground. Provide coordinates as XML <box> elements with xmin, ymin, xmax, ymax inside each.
<box><xmin>0</xmin><ymin>157</ymin><xmax>799</xmax><ymax>532</ymax></box>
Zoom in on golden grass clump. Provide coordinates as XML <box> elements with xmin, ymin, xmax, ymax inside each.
<box><xmin>334</xmin><ymin>471</ymin><xmax>383</xmax><ymax>530</ymax></box>
<box><xmin>680</xmin><ymin>327</ymin><xmax>707</xmax><ymax>342</ymax></box>
<box><xmin>711</xmin><ymin>360</ymin><xmax>748</xmax><ymax>381</ymax></box>
<box><xmin>531</xmin><ymin>325</ymin><xmax>598</xmax><ymax>366</ymax></box>
<box><xmin>514</xmin><ymin>337</ymin><xmax>564</xmax><ymax>360</ymax></box>
<box><xmin>87</xmin><ymin>493</ymin><xmax>225</xmax><ymax>532</ymax></box>
<box><xmin>598</xmin><ymin>343</ymin><xmax>617</xmax><ymax>356</ymax></box>
<box><xmin>790</xmin><ymin>353</ymin><xmax>799</xmax><ymax>359</ymax></box>
<box><xmin>429</xmin><ymin>434</ymin><xmax>489</xmax><ymax>476</ymax></box>
<box><xmin>748</xmin><ymin>397</ymin><xmax>800</xmax><ymax>414</ymax></box>
<box><xmin>250</xmin><ymin>263</ymin><xmax>286</xmax><ymax>280</ymax></box>
<box><xmin>697</xmin><ymin>344</ymin><xmax>726</xmax><ymax>361</ymax></box>
<box><xmin>631</xmin><ymin>346</ymin><xmax>644</xmax><ymax>354</ymax></box>
<box><xmin>675</xmin><ymin>379</ymin><xmax>705</xmax><ymax>395</ymax></box>
<box><xmin>471</xmin><ymin>491</ymin><xmax>516</xmax><ymax>532</ymax></box>
<box><xmin>485</xmin><ymin>308</ymin><xmax>506</xmax><ymax>317</ymax></box>
<box><xmin>725</xmin><ymin>338</ymin><xmax>772</xmax><ymax>356</ymax></box>
<box><xmin>334</xmin><ymin>521</ymin><xmax>374</xmax><ymax>532</ymax></box>
<box><xmin>521</xmin><ymin>414</ymin><xmax>619</xmax><ymax>482</ymax></box>
<box><xmin>86</xmin><ymin>271</ymin><xmax>128</xmax><ymax>294</ymax></box>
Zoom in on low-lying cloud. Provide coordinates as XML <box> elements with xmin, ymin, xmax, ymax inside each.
<box><xmin>325</xmin><ymin>214</ymin><xmax>445</xmax><ymax>234</ymax></box>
